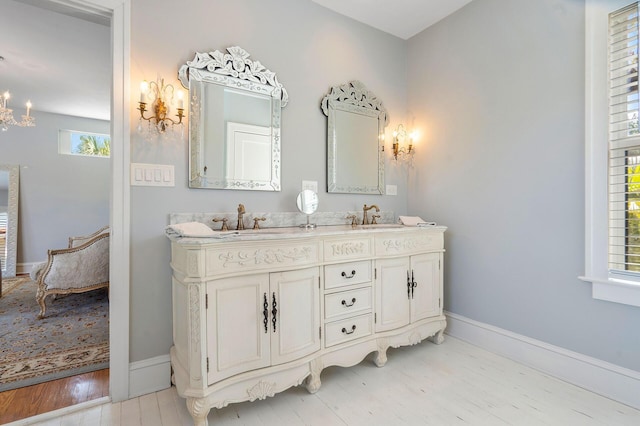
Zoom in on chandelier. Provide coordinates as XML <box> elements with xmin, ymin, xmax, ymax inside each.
<box><xmin>1</xmin><ymin>91</ymin><xmax>35</xmax><ymax>131</ymax></box>
<box><xmin>137</xmin><ymin>77</ymin><xmax>184</xmax><ymax>138</ymax></box>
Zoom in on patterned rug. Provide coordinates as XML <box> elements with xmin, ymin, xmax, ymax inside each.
<box><xmin>0</xmin><ymin>276</ymin><xmax>109</xmax><ymax>391</ymax></box>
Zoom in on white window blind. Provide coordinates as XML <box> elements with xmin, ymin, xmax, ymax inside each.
<box><xmin>609</xmin><ymin>2</ymin><xmax>640</xmax><ymax>274</ymax></box>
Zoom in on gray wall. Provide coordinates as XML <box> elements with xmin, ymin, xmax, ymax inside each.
<box><xmin>129</xmin><ymin>0</ymin><xmax>410</xmax><ymax>361</ymax></box>
<box><xmin>407</xmin><ymin>0</ymin><xmax>640</xmax><ymax>371</ymax></box>
<box><xmin>0</xmin><ymin>111</ymin><xmax>109</xmax><ymax>265</ymax></box>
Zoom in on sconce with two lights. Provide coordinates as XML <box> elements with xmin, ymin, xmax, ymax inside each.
<box><xmin>137</xmin><ymin>77</ymin><xmax>184</xmax><ymax>136</ymax></box>
<box><xmin>387</xmin><ymin>124</ymin><xmax>416</xmax><ymax>162</ymax></box>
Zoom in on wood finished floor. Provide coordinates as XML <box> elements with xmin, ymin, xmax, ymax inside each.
<box><xmin>0</xmin><ymin>369</ymin><xmax>109</xmax><ymax>424</ymax></box>
<box><xmin>5</xmin><ymin>337</ymin><xmax>640</xmax><ymax>425</ymax></box>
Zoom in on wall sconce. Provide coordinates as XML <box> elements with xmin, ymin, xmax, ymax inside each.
<box><xmin>137</xmin><ymin>77</ymin><xmax>184</xmax><ymax>136</ymax></box>
<box><xmin>391</xmin><ymin>124</ymin><xmax>416</xmax><ymax>162</ymax></box>
<box><xmin>1</xmin><ymin>91</ymin><xmax>35</xmax><ymax>131</ymax></box>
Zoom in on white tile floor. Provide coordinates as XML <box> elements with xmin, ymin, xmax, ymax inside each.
<box><xmin>12</xmin><ymin>336</ymin><xmax>640</xmax><ymax>425</ymax></box>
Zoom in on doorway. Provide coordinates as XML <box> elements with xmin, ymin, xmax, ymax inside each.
<box><xmin>0</xmin><ymin>0</ymin><xmax>130</xmax><ymax>418</ymax></box>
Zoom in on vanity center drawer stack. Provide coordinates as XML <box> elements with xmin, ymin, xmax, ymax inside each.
<box><xmin>323</xmin><ymin>260</ymin><xmax>373</xmax><ymax>347</ymax></box>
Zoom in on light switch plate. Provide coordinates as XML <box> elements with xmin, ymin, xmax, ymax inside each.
<box><xmin>131</xmin><ymin>163</ymin><xmax>175</xmax><ymax>187</ymax></box>
<box><xmin>302</xmin><ymin>180</ymin><xmax>318</xmax><ymax>193</ymax></box>
<box><xmin>386</xmin><ymin>184</ymin><xmax>397</xmax><ymax>195</ymax></box>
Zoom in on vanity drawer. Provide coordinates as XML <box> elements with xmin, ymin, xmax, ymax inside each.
<box><xmin>324</xmin><ymin>286</ymin><xmax>372</xmax><ymax>321</ymax></box>
<box><xmin>325</xmin><ymin>314</ymin><xmax>372</xmax><ymax>348</ymax></box>
<box><xmin>324</xmin><ymin>260</ymin><xmax>371</xmax><ymax>290</ymax></box>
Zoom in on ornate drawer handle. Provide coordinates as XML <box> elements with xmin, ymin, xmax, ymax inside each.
<box><xmin>341</xmin><ymin>325</ymin><xmax>357</xmax><ymax>335</ymax></box>
<box><xmin>341</xmin><ymin>270</ymin><xmax>356</xmax><ymax>279</ymax></box>
<box><xmin>341</xmin><ymin>297</ymin><xmax>356</xmax><ymax>307</ymax></box>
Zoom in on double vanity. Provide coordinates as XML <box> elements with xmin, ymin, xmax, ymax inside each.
<box><xmin>168</xmin><ymin>222</ymin><xmax>446</xmax><ymax>425</ymax></box>
<box><xmin>169</xmin><ymin>45</ymin><xmax>444</xmax><ymax>425</ymax></box>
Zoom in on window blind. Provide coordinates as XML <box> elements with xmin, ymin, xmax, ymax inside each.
<box><xmin>609</xmin><ymin>2</ymin><xmax>640</xmax><ymax>273</ymax></box>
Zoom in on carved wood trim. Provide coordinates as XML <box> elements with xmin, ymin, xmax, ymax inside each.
<box><xmin>218</xmin><ymin>246</ymin><xmax>314</xmax><ymax>268</ymax></box>
<box><xmin>247</xmin><ymin>380</ymin><xmax>276</xmax><ymax>401</ymax></box>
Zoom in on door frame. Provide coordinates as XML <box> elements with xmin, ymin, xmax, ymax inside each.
<box><xmin>74</xmin><ymin>0</ymin><xmax>131</xmax><ymax>402</ymax></box>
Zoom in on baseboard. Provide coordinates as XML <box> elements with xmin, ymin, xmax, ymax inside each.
<box><xmin>17</xmin><ymin>262</ymin><xmax>40</xmax><ymax>275</ymax></box>
<box><xmin>445</xmin><ymin>311</ymin><xmax>640</xmax><ymax>410</ymax></box>
<box><xmin>128</xmin><ymin>354</ymin><xmax>171</xmax><ymax>399</ymax></box>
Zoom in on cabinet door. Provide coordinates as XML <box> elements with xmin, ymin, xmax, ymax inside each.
<box><xmin>207</xmin><ymin>275</ymin><xmax>270</xmax><ymax>384</ymax></box>
<box><xmin>410</xmin><ymin>253</ymin><xmax>441</xmax><ymax>323</ymax></box>
<box><xmin>375</xmin><ymin>257</ymin><xmax>411</xmax><ymax>332</ymax></box>
<box><xmin>270</xmin><ymin>267</ymin><xmax>321</xmax><ymax>365</ymax></box>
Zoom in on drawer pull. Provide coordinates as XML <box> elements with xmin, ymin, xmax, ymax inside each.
<box><xmin>341</xmin><ymin>297</ymin><xmax>356</xmax><ymax>307</ymax></box>
<box><xmin>341</xmin><ymin>270</ymin><xmax>356</xmax><ymax>279</ymax></box>
<box><xmin>341</xmin><ymin>325</ymin><xmax>357</xmax><ymax>335</ymax></box>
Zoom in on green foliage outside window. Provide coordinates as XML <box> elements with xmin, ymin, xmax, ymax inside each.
<box><xmin>73</xmin><ymin>135</ymin><xmax>111</xmax><ymax>157</ymax></box>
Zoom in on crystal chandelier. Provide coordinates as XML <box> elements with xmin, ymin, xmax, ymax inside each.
<box><xmin>0</xmin><ymin>91</ymin><xmax>35</xmax><ymax>131</ymax></box>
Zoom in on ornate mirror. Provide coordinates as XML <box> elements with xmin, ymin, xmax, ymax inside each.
<box><xmin>178</xmin><ymin>46</ymin><xmax>288</xmax><ymax>191</ymax></box>
<box><xmin>0</xmin><ymin>164</ymin><xmax>19</xmax><ymax>278</ymax></box>
<box><xmin>321</xmin><ymin>80</ymin><xmax>388</xmax><ymax>194</ymax></box>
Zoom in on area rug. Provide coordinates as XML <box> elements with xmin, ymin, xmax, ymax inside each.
<box><xmin>0</xmin><ymin>276</ymin><xmax>109</xmax><ymax>392</ymax></box>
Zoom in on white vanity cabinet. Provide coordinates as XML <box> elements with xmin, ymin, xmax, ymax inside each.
<box><xmin>169</xmin><ymin>225</ymin><xmax>446</xmax><ymax>426</ymax></box>
<box><xmin>375</xmin><ymin>253</ymin><xmax>442</xmax><ymax>333</ymax></box>
<box><xmin>206</xmin><ymin>267</ymin><xmax>321</xmax><ymax>384</ymax></box>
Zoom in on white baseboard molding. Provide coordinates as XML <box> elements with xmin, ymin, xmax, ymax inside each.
<box><xmin>445</xmin><ymin>311</ymin><xmax>640</xmax><ymax>410</ymax></box>
<box><xmin>128</xmin><ymin>354</ymin><xmax>171</xmax><ymax>399</ymax></box>
<box><xmin>17</xmin><ymin>262</ymin><xmax>41</xmax><ymax>275</ymax></box>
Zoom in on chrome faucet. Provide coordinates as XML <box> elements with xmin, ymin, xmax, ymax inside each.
<box><xmin>362</xmin><ymin>204</ymin><xmax>380</xmax><ymax>225</ymax></box>
<box><xmin>237</xmin><ymin>204</ymin><xmax>246</xmax><ymax>230</ymax></box>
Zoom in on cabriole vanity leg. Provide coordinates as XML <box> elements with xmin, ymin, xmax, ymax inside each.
<box><xmin>428</xmin><ymin>328</ymin><xmax>445</xmax><ymax>345</ymax></box>
<box><xmin>374</xmin><ymin>338</ymin><xmax>388</xmax><ymax>367</ymax></box>
<box><xmin>305</xmin><ymin>358</ymin><xmax>323</xmax><ymax>393</ymax></box>
<box><xmin>186</xmin><ymin>397</ymin><xmax>211</xmax><ymax>426</ymax></box>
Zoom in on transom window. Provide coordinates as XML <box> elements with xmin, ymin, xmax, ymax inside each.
<box><xmin>58</xmin><ymin>129</ymin><xmax>110</xmax><ymax>158</ymax></box>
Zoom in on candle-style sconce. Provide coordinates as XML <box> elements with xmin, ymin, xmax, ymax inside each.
<box><xmin>137</xmin><ymin>77</ymin><xmax>184</xmax><ymax>136</ymax></box>
<box><xmin>391</xmin><ymin>124</ymin><xmax>416</xmax><ymax>162</ymax></box>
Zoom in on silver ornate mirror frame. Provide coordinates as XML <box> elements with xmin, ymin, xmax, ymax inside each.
<box><xmin>321</xmin><ymin>80</ymin><xmax>388</xmax><ymax>194</ymax></box>
<box><xmin>0</xmin><ymin>164</ymin><xmax>19</xmax><ymax>278</ymax></box>
<box><xmin>178</xmin><ymin>46</ymin><xmax>288</xmax><ymax>191</ymax></box>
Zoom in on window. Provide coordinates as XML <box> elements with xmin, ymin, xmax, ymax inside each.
<box><xmin>609</xmin><ymin>4</ymin><xmax>640</xmax><ymax>275</ymax></box>
<box><xmin>58</xmin><ymin>129</ymin><xmax>110</xmax><ymax>157</ymax></box>
<box><xmin>584</xmin><ymin>0</ymin><xmax>640</xmax><ymax>307</ymax></box>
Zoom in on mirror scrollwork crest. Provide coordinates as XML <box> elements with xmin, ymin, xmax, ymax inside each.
<box><xmin>0</xmin><ymin>164</ymin><xmax>19</xmax><ymax>278</ymax></box>
<box><xmin>178</xmin><ymin>46</ymin><xmax>288</xmax><ymax>191</ymax></box>
<box><xmin>321</xmin><ymin>80</ymin><xmax>388</xmax><ymax>194</ymax></box>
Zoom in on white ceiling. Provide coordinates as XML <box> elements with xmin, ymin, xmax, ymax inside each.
<box><xmin>0</xmin><ymin>0</ymin><xmax>111</xmax><ymax>121</ymax></box>
<box><xmin>312</xmin><ymin>0</ymin><xmax>473</xmax><ymax>40</ymax></box>
<box><xmin>0</xmin><ymin>0</ymin><xmax>470</xmax><ymax>125</ymax></box>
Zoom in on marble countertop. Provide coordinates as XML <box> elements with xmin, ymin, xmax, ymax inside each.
<box><xmin>167</xmin><ymin>223</ymin><xmax>447</xmax><ymax>244</ymax></box>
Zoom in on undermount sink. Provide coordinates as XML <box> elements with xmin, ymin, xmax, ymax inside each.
<box><xmin>354</xmin><ymin>224</ymin><xmax>404</xmax><ymax>230</ymax></box>
<box><xmin>217</xmin><ymin>228</ymin><xmax>294</xmax><ymax>237</ymax></box>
